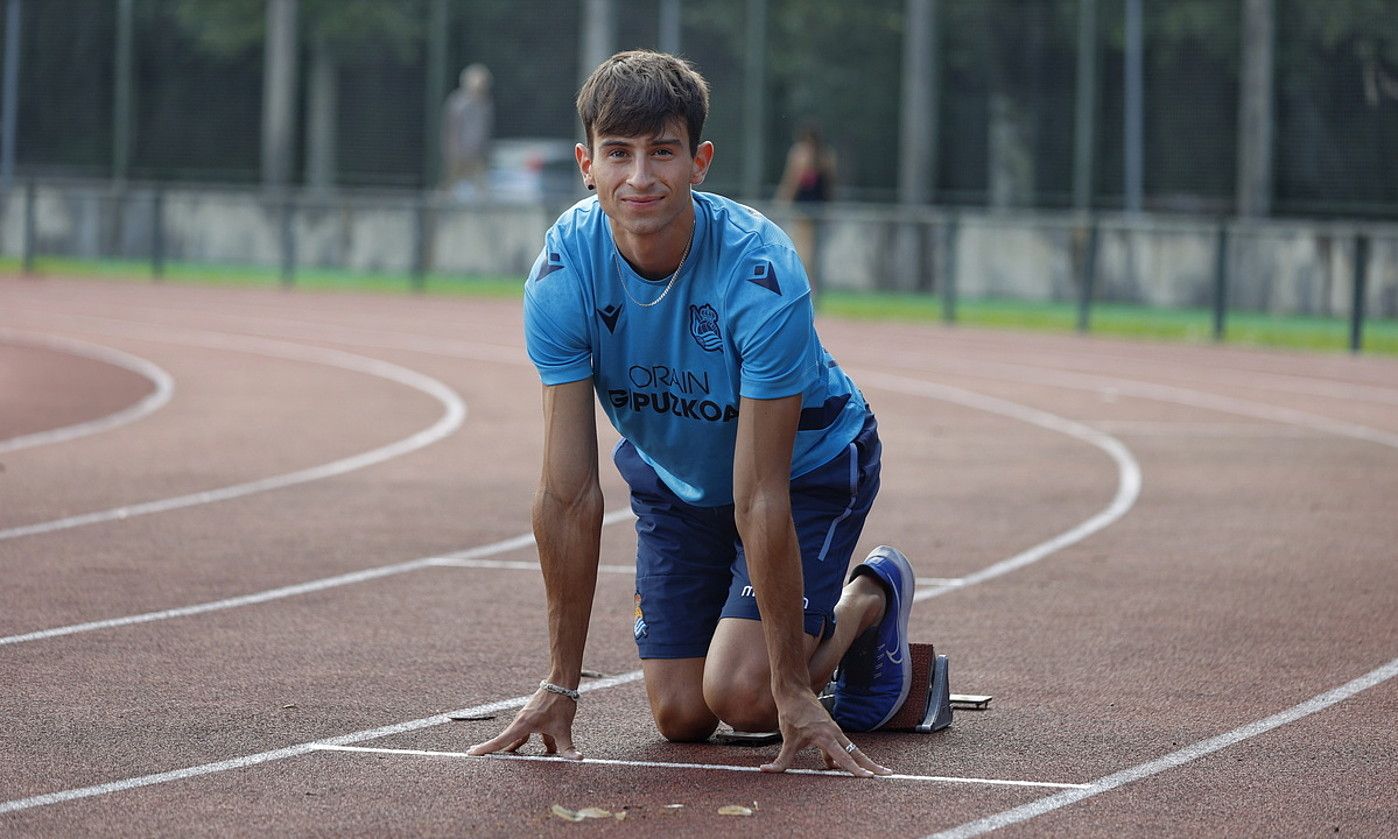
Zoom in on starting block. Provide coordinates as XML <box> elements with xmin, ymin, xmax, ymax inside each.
<box><xmin>718</xmin><ymin>643</ymin><xmax>989</xmax><ymax>745</ymax></box>
<box><xmin>882</xmin><ymin>642</ymin><xmax>954</xmax><ymax>732</ymax></box>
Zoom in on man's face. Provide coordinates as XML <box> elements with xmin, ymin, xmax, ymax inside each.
<box><xmin>576</xmin><ymin>120</ymin><xmax>714</xmax><ymax>240</ymax></box>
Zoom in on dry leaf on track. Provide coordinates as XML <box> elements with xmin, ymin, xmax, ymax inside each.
<box><xmin>718</xmin><ymin>805</ymin><xmax>755</xmax><ymax>817</ymax></box>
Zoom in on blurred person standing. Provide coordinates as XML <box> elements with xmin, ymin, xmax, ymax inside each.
<box><xmin>775</xmin><ymin>123</ymin><xmax>837</xmax><ymax>294</ymax></box>
<box><xmin>442</xmin><ymin>64</ymin><xmax>495</xmax><ymax>200</ymax></box>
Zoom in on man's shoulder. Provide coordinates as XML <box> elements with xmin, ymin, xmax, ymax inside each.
<box><xmin>699</xmin><ymin>191</ymin><xmax>776</xmax><ymax>238</ymax></box>
<box><xmin>698</xmin><ymin>191</ymin><xmax>796</xmax><ymax>263</ymax></box>
<box><xmin>527</xmin><ymin>199</ymin><xmax>603</xmax><ymax>296</ymax></box>
<box><xmin>548</xmin><ymin>196</ymin><xmax>606</xmax><ymax>248</ymax></box>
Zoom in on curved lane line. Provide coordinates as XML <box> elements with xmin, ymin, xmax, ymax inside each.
<box><xmin>0</xmin><ymin>509</ymin><xmax>636</xmax><ymax>646</ymax></box>
<box><xmin>875</xmin><ymin>351</ymin><xmax>1398</xmax><ymax>449</ymax></box>
<box><xmin>0</xmin><ymin>376</ymin><xmax>1141</xmax><ymax>814</ymax></box>
<box><xmin>4</xmin><ymin>305</ymin><xmax>1390</xmax><ymax>827</ymax></box>
<box><xmin>928</xmin><ymin>656</ymin><xmax>1398</xmax><ymax>839</ymax></box>
<box><xmin>853</xmin><ymin>371</ymin><xmax>1142</xmax><ymax>604</ymax></box>
<box><xmin>936</xmin><ymin>344</ymin><xmax>1398</xmax><ymax>406</ymax></box>
<box><xmin>0</xmin><ymin>332</ymin><xmax>466</xmax><ymax>542</ymax></box>
<box><xmin>1</xmin><ymin>367</ymin><xmax>1140</xmax><ymax>646</ymax></box>
<box><xmin>0</xmin><ymin>330</ymin><xmax>175</xmax><ymax>454</ymax></box>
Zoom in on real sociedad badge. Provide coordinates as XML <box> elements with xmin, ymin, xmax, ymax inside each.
<box><xmin>689</xmin><ymin>303</ymin><xmax>722</xmax><ymax>352</ymax></box>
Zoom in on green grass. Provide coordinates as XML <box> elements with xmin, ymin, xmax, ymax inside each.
<box><xmin>817</xmin><ymin>291</ymin><xmax>1398</xmax><ymax>355</ymax></box>
<box><xmin>6</xmin><ymin>256</ymin><xmax>1395</xmax><ymax>355</ymax></box>
<box><xmin>1</xmin><ymin>256</ymin><xmax>526</xmax><ymax>298</ymax></box>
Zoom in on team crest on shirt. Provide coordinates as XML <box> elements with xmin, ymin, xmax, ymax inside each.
<box><xmin>689</xmin><ymin>303</ymin><xmax>722</xmax><ymax>352</ymax></box>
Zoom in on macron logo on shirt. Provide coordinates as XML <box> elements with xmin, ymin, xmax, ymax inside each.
<box><xmin>533</xmin><ymin>252</ymin><xmax>565</xmax><ymax>280</ymax></box>
<box><xmin>748</xmin><ymin>261</ymin><xmax>781</xmax><ymax>295</ymax></box>
<box><xmin>597</xmin><ymin>303</ymin><xmax>622</xmax><ymax>334</ymax></box>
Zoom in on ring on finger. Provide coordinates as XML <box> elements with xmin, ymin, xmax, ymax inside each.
<box><xmin>844</xmin><ymin>742</ymin><xmax>858</xmax><ymax>754</ymax></box>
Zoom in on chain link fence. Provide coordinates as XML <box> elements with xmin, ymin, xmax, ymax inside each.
<box><xmin>1</xmin><ymin>0</ymin><xmax>1394</xmax><ymax>215</ymax></box>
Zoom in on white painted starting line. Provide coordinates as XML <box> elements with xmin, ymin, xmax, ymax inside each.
<box><xmin>309</xmin><ymin>744</ymin><xmax>1090</xmax><ymax>790</ymax></box>
<box><xmin>0</xmin><ymin>671</ymin><xmax>644</xmax><ymax>816</ymax></box>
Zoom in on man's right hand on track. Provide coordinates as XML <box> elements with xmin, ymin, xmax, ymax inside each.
<box><xmin>467</xmin><ymin>687</ymin><xmax>581</xmax><ymax>760</ymax></box>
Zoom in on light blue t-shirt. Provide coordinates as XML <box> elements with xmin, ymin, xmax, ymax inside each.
<box><xmin>523</xmin><ymin>191</ymin><xmax>868</xmax><ymax>507</ymax></box>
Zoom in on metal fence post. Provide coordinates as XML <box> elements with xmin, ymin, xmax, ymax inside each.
<box><xmin>940</xmin><ymin>213</ymin><xmax>958</xmax><ymax>325</ymax></box>
<box><xmin>279</xmin><ymin>195</ymin><xmax>296</xmax><ymax>287</ymax></box>
<box><xmin>21</xmin><ymin>178</ymin><xmax>35</xmax><ymax>274</ymax></box>
<box><xmin>1</xmin><ymin>0</ymin><xmax>21</xmax><ymax>195</ymax></box>
<box><xmin>411</xmin><ymin>196</ymin><xmax>430</xmax><ymax>292</ymax></box>
<box><xmin>1076</xmin><ymin>221</ymin><xmax>1098</xmax><ymax>333</ymax></box>
<box><xmin>151</xmin><ymin>188</ymin><xmax>165</xmax><ymax>280</ymax></box>
<box><xmin>1350</xmin><ymin>233</ymin><xmax>1368</xmax><ymax>354</ymax></box>
<box><xmin>1212</xmin><ymin>222</ymin><xmax>1229</xmax><ymax>341</ymax></box>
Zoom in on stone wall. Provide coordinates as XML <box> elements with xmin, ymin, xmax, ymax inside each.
<box><xmin>3</xmin><ymin>182</ymin><xmax>1395</xmax><ymax>318</ymax></box>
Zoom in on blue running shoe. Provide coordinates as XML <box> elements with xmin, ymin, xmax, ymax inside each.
<box><xmin>830</xmin><ymin>546</ymin><xmax>915</xmax><ymax>732</ymax></box>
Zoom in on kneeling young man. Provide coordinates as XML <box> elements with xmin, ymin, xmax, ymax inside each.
<box><xmin>470</xmin><ymin>50</ymin><xmax>916</xmax><ymax>776</ymax></box>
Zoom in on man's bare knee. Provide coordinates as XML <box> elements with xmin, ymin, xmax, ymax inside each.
<box><xmin>653</xmin><ymin>702</ymin><xmax>719</xmax><ymax>742</ymax></box>
<box><xmin>705</xmin><ymin>675</ymin><xmax>777</xmax><ymax>733</ymax></box>
<box><xmin>643</xmin><ymin>658</ymin><xmax>718</xmax><ymax>742</ymax></box>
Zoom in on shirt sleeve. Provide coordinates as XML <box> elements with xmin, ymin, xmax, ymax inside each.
<box><xmin>522</xmin><ymin>240</ymin><xmax>593</xmax><ymax>386</ymax></box>
<box><xmin>731</xmin><ymin>244</ymin><xmax>818</xmax><ymax>400</ymax></box>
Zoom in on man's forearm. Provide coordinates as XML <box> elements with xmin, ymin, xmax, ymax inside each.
<box><xmin>533</xmin><ymin>484</ymin><xmax>604</xmax><ymax>688</ymax></box>
<box><xmin>735</xmin><ymin>492</ymin><xmax>810</xmax><ymax>700</ymax></box>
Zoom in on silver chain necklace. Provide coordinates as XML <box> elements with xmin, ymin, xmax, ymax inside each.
<box><xmin>616</xmin><ymin>220</ymin><xmax>696</xmax><ymax>308</ymax></box>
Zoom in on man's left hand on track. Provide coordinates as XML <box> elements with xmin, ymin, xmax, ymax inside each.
<box><xmin>759</xmin><ymin>690</ymin><xmax>891</xmax><ymax>777</ymax></box>
<box><xmin>466</xmin><ymin>689</ymin><xmax>582</xmax><ymax>760</ymax></box>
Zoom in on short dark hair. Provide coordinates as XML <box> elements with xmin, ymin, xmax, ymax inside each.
<box><xmin>576</xmin><ymin>50</ymin><xmax>710</xmax><ymax>155</ymax></box>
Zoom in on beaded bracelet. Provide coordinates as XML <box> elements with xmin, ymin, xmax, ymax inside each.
<box><xmin>539</xmin><ymin>680</ymin><xmax>580</xmax><ymax>701</ymax></box>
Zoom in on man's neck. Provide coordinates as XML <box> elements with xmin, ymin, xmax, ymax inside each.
<box><xmin>612</xmin><ymin>208</ymin><xmax>697</xmax><ymax>280</ymax></box>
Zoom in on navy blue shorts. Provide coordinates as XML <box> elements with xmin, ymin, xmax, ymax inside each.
<box><xmin>613</xmin><ymin>413</ymin><xmax>882</xmax><ymax>660</ymax></box>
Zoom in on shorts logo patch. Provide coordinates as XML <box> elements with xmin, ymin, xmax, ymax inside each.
<box><xmin>689</xmin><ymin>303</ymin><xmax>722</xmax><ymax>352</ymax></box>
<box><xmin>633</xmin><ymin>593</ymin><xmax>648</xmax><ymax>639</ymax></box>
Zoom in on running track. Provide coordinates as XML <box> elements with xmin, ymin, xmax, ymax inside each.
<box><xmin>1</xmin><ymin>276</ymin><xmax>1395</xmax><ymax>837</ymax></box>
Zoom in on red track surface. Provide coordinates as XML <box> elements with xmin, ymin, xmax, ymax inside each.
<box><xmin>2</xmin><ymin>276</ymin><xmax>1395</xmax><ymax>837</ymax></box>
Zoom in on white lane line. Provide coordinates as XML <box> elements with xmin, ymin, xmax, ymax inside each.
<box><xmin>0</xmin><ymin>331</ymin><xmax>467</xmax><ymax>542</ymax></box>
<box><xmin>423</xmin><ymin>556</ymin><xmax>637</xmax><ymax>575</ymax></box>
<box><xmin>876</xmin><ymin>352</ymin><xmax>1398</xmax><ymax>451</ymax></box>
<box><xmin>310</xmin><ymin>744</ymin><xmax>1091</xmax><ymax>790</ymax></box>
<box><xmin>0</xmin><ymin>379</ymin><xmax>1139</xmax><ymax>812</ymax></box>
<box><xmin>0</xmin><ymin>671</ymin><xmax>645</xmax><ymax>816</ymax></box>
<box><xmin>946</xmin><ymin>345</ymin><xmax>1398</xmax><ymax>407</ymax></box>
<box><xmin>1086</xmin><ymin>420</ymin><xmax>1320</xmax><ymax>439</ymax></box>
<box><xmin>0</xmin><ymin>508</ymin><xmax>636</xmax><ymax>646</ymax></box>
<box><xmin>855</xmin><ymin>371</ymin><xmax>1142</xmax><ymax>605</ymax></box>
<box><xmin>0</xmin><ymin>330</ymin><xmax>174</xmax><ymax>454</ymax></box>
<box><xmin>3</xmin><ymin>363</ymin><xmax>1135</xmax><ymax>645</ymax></box>
<box><xmin>9</xmin><ymin>299</ymin><xmax>1392</xmax><ymax>827</ymax></box>
<box><xmin>928</xmin><ymin>656</ymin><xmax>1398</xmax><ymax>839</ymax></box>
